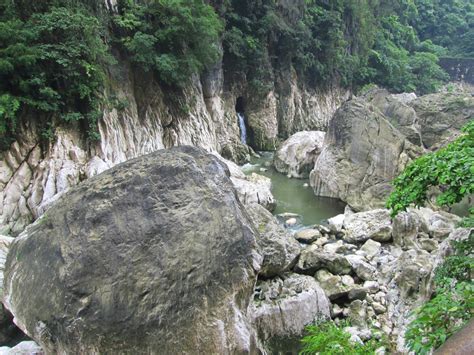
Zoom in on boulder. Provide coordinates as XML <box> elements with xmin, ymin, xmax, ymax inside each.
<box><xmin>294</xmin><ymin>228</ymin><xmax>321</xmax><ymax>244</ymax></box>
<box><xmin>295</xmin><ymin>245</ymin><xmax>352</xmax><ymax>275</ymax></box>
<box><xmin>3</xmin><ymin>147</ymin><xmax>262</xmax><ymax>354</ymax></box>
<box><xmin>0</xmin><ymin>341</ymin><xmax>43</xmax><ymax>355</ymax></box>
<box><xmin>223</xmin><ymin>158</ymin><xmax>276</xmax><ymax>211</ymax></box>
<box><xmin>251</xmin><ymin>274</ymin><xmax>330</xmax><ymax>350</ymax></box>
<box><xmin>344</xmin><ymin>209</ymin><xmax>392</xmax><ymax>243</ymax></box>
<box><xmin>315</xmin><ymin>270</ymin><xmax>354</xmax><ymax>301</ymax></box>
<box><xmin>310</xmin><ymin>99</ymin><xmax>421</xmax><ymax>211</ymax></box>
<box><xmin>411</xmin><ymin>92</ymin><xmax>474</xmax><ymax>149</ymax></box>
<box><xmin>274</xmin><ymin>131</ymin><xmax>325</xmax><ymax>178</ymax></box>
<box><xmin>245</xmin><ymin>203</ymin><xmax>301</xmax><ymax>278</ymax></box>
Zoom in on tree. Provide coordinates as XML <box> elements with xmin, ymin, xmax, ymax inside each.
<box><xmin>387</xmin><ymin>121</ymin><xmax>474</xmax><ymax>218</ymax></box>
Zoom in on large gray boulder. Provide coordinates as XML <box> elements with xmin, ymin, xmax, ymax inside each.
<box><xmin>274</xmin><ymin>131</ymin><xmax>325</xmax><ymax>178</ymax></box>
<box><xmin>245</xmin><ymin>203</ymin><xmax>301</xmax><ymax>278</ymax></box>
<box><xmin>3</xmin><ymin>146</ymin><xmax>262</xmax><ymax>354</ymax></box>
<box><xmin>310</xmin><ymin>99</ymin><xmax>421</xmax><ymax>211</ymax></box>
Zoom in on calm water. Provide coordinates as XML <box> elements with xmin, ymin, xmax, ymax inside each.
<box><xmin>242</xmin><ymin>152</ymin><xmax>345</xmax><ymax>226</ymax></box>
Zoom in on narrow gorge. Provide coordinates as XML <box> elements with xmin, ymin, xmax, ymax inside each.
<box><xmin>0</xmin><ymin>1</ymin><xmax>473</xmax><ymax>354</ymax></box>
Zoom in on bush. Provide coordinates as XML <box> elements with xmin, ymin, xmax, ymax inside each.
<box><xmin>300</xmin><ymin>321</ymin><xmax>384</xmax><ymax>355</ymax></box>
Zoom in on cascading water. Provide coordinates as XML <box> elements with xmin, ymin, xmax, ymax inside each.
<box><xmin>237</xmin><ymin>112</ymin><xmax>247</xmax><ymax>145</ymax></box>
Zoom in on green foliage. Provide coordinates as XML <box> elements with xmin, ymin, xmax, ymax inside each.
<box><xmin>411</xmin><ymin>0</ymin><xmax>474</xmax><ymax>58</ymax></box>
<box><xmin>405</xmin><ymin>235</ymin><xmax>474</xmax><ymax>354</ymax></box>
<box><xmin>300</xmin><ymin>321</ymin><xmax>384</xmax><ymax>355</ymax></box>
<box><xmin>0</xmin><ymin>1</ymin><xmax>111</xmax><ymax>147</ymax></box>
<box><xmin>114</xmin><ymin>0</ymin><xmax>223</xmax><ymax>87</ymax></box>
<box><xmin>387</xmin><ymin>121</ymin><xmax>474</xmax><ymax>217</ymax></box>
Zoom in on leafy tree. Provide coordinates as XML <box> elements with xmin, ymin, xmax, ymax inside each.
<box><xmin>114</xmin><ymin>0</ymin><xmax>223</xmax><ymax>87</ymax></box>
<box><xmin>387</xmin><ymin>121</ymin><xmax>474</xmax><ymax>217</ymax></box>
<box><xmin>0</xmin><ymin>1</ymin><xmax>111</xmax><ymax>147</ymax></box>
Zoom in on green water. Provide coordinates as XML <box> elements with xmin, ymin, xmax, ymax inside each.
<box><xmin>242</xmin><ymin>152</ymin><xmax>345</xmax><ymax>226</ymax></box>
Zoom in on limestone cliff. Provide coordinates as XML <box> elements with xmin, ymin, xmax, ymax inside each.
<box><xmin>0</xmin><ymin>49</ymin><xmax>347</xmax><ymax>237</ymax></box>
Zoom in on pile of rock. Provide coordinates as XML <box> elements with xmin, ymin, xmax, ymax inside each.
<box><xmin>282</xmin><ymin>207</ymin><xmax>470</xmax><ymax>351</ymax></box>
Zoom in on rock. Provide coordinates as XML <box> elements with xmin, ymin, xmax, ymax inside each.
<box><xmin>360</xmin><ymin>239</ymin><xmax>382</xmax><ymax>260</ymax></box>
<box><xmin>419</xmin><ymin>238</ymin><xmax>439</xmax><ymax>252</ymax></box>
<box><xmin>363</xmin><ymin>281</ymin><xmax>380</xmax><ymax>294</ymax></box>
<box><xmin>332</xmin><ymin>304</ymin><xmax>343</xmax><ymax>318</ymax></box>
<box><xmin>392</xmin><ymin>210</ymin><xmax>425</xmax><ymax>250</ymax></box>
<box><xmin>274</xmin><ymin>131</ymin><xmax>325</xmax><ymax>178</ymax></box>
<box><xmin>328</xmin><ymin>214</ymin><xmax>345</xmax><ymax>233</ymax></box>
<box><xmin>348</xmin><ymin>288</ymin><xmax>367</xmax><ymax>301</ymax></box>
<box><xmin>315</xmin><ymin>270</ymin><xmax>352</xmax><ymax>301</ymax></box>
<box><xmin>310</xmin><ymin>98</ymin><xmax>421</xmax><ymax>211</ymax></box>
<box><xmin>365</xmin><ymin>89</ymin><xmax>423</xmax><ymax>146</ymax></box>
<box><xmin>344</xmin><ymin>209</ymin><xmax>392</xmax><ymax>243</ymax></box>
<box><xmin>0</xmin><ymin>341</ymin><xmax>43</xmax><ymax>355</ymax></box>
<box><xmin>346</xmin><ymin>255</ymin><xmax>378</xmax><ymax>281</ymax></box>
<box><xmin>227</xmin><ymin>161</ymin><xmax>276</xmax><ymax>211</ymax></box>
<box><xmin>434</xmin><ymin>318</ymin><xmax>474</xmax><ymax>355</ymax></box>
<box><xmin>3</xmin><ymin>147</ymin><xmax>262</xmax><ymax>354</ymax></box>
<box><xmin>285</xmin><ymin>218</ymin><xmax>298</xmax><ymax>227</ymax></box>
<box><xmin>295</xmin><ymin>245</ymin><xmax>352</xmax><ymax>275</ymax></box>
<box><xmin>251</xmin><ymin>274</ymin><xmax>330</xmax><ymax>347</ymax></box>
<box><xmin>246</xmin><ymin>203</ymin><xmax>301</xmax><ymax>278</ymax></box>
<box><xmin>372</xmin><ymin>302</ymin><xmax>387</xmax><ymax>315</ymax></box>
<box><xmin>411</xmin><ymin>92</ymin><xmax>474</xmax><ymax>149</ymax></box>
<box><xmin>348</xmin><ymin>300</ymin><xmax>368</xmax><ymax>329</ymax></box>
<box><xmin>294</xmin><ymin>228</ymin><xmax>321</xmax><ymax>244</ymax></box>
<box><xmin>0</xmin><ymin>236</ymin><xmax>14</xmax><ymax>298</ymax></box>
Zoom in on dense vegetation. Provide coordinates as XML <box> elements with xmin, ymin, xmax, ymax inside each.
<box><xmin>405</xmin><ymin>235</ymin><xmax>473</xmax><ymax>354</ymax></box>
<box><xmin>0</xmin><ymin>0</ymin><xmax>473</xmax><ymax>148</ymax></box>
<box><xmin>387</xmin><ymin>120</ymin><xmax>474</xmax><ymax>222</ymax></box>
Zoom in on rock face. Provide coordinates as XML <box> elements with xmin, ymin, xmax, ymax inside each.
<box><xmin>251</xmin><ymin>274</ymin><xmax>330</xmax><ymax>351</ymax></box>
<box><xmin>3</xmin><ymin>147</ymin><xmax>261</xmax><ymax>354</ymax></box>
<box><xmin>0</xmin><ymin>62</ymin><xmax>347</xmax><ymax>237</ymax></box>
<box><xmin>366</xmin><ymin>88</ymin><xmax>474</xmax><ymax>149</ymax></box>
<box><xmin>310</xmin><ymin>98</ymin><xmax>421</xmax><ymax>211</ymax></box>
<box><xmin>274</xmin><ymin>131</ymin><xmax>325</xmax><ymax>178</ymax></box>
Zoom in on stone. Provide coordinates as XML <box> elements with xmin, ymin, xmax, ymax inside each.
<box><xmin>295</xmin><ymin>245</ymin><xmax>352</xmax><ymax>275</ymax></box>
<box><xmin>0</xmin><ymin>341</ymin><xmax>43</xmax><ymax>355</ymax></box>
<box><xmin>294</xmin><ymin>228</ymin><xmax>321</xmax><ymax>244</ymax></box>
<box><xmin>346</xmin><ymin>255</ymin><xmax>378</xmax><ymax>281</ymax></box>
<box><xmin>363</xmin><ymin>281</ymin><xmax>380</xmax><ymax>294</ymax></box>
<box><xmin>348</xmin><ymin>300</ymin><xmax>368</xmax><ymax>329</ymax></box>
<box><xmin>419</xmin><ymin>238</ymin><xmax>439</xmax><ymax>252</ymax></box>
<box><xmin>274</xmin><ymin>131</ymin><xmax>325</xmax><ymax>178</ymax></box>
<box><xmin>228</xmin><ymin>164</ymin><xmax>276</xmax><ymax>211</ymax></box>
<box><xmin>360</xmin><ymin>239</ymin><xmax>382</xmax><ymax>260</ymax></box>
<box><xmin>315</xmin><ymin>270</ymin><xmax>351</xmax><ymax>301</ymax></box>
<box><xmin>310</xmin><ymin>98</ymin><xmax>422</xmax><ymax>211</ymax></box>
<box><xmin>327</xmin><ymin>214</ymin><xmax>345</xmax><ymax>233</ymax></box>
<box><xmin>344</xmin><ymin>209</ymin><xmax>392</xmax><ymax>243</ymax></box>
<box><xmin>285</xmin><ymin>218</ymin><xmax>298</xmax><ymax>227</ymax></box>
<box><xmin>372</xmin><ymin>302</ymin><xmax>387</xmax><ymax>315</ymax></box>
<box><xmin>3</xmin><ymin>147</ymin><xmax>262</xmax><ymax>354</ymax></box>
<box><xmin>246</xmin><ymin>203</ymin><xmax>301</xmax><ymax>278</ymax></box>
<box><xmin>332</xmin><ymin>304</ymin><xmax>343</xmax><ymax>318</ymax></box>
<box><xmin>251</xmin><ymin>274</ymin><xmax>330</xmax><ymax>347</ymax></box>
<box><xmin>348</xmin><ymin>288</ymin><xmax>367</xmax><ymax>301</ymax></box>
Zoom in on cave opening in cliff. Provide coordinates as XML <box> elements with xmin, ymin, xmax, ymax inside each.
<box><xmin>235</xmin><ymin>97</ymin><xmax>245</xmax><ymax>113</ymax></box>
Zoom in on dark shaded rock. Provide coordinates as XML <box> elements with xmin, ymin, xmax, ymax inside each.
<box><xmin>3</xmin><ymin>146</ymin><xmax>261</xmax><ymax>354</ymax></box>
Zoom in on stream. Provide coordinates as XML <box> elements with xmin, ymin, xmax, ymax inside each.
<box><xmin>242</xmin><ymin>152</ymin><xmax>345</xmax><ymax>228</ymax></box>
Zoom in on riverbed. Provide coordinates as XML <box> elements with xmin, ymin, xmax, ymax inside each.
<box><xmin>242</xmin><ymin>152</ymin><xmax>345</xmax><ymax>227</ymax></box>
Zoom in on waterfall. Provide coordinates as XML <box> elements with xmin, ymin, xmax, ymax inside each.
<box><xmin>237</xmin><ymin>112</ymin><xmax>247</xmax><ymax>145</ymax></box>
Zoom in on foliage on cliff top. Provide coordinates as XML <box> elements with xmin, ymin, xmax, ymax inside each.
<box><xmin>0</xmin><ymin>1</ymin><xmax>111</xmax><ymax>148</ymax></box>
<box><xmin>113</xmin><ymin>0</ymin><xmax>223</xmax><ymax>87</ymax></box>
<box><xmin>387</xmin><ymin>120</ymin><xmax>474</xmax><ymax>218</ymax></box>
